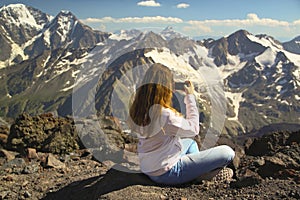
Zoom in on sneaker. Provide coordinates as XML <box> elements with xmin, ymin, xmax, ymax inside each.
<box><xmin>211</xmin><ymin>167</ymin><xmax>233</xmax><ymax>183</ymax></box>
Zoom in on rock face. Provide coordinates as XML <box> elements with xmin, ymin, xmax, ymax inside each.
<box><xmin>235</xmin><ymin>131</ymin><xmax>300</xmax><ymax>186</ymax></box>
<box><xmin>206</xmin><ymin>30</ymin><xmax>267</xmax><ymax>66</ymax></box>
<box><xmin>6</xmin><ymin>113</ymin><xmax>80</xmax><ymax>154</ymax></box>
<box><xmin>283</xmin><ymin>36</ymin><xmax>300</xmax><ymax>54</ymax></box>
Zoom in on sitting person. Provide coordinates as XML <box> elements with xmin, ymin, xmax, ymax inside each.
<box><xmin>128</xmin><ymin>63</ymin><xmax>235</xmax><ymax>185</ymax></box>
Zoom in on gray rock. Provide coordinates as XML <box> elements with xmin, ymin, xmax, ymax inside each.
<box><xmin>1</xmin><ymin>158</ymin><xmax>26</xmax><ymax>175</ymax></box>
<box><xmin>22</xmin><ymin>162</ymin><xmax>40</xmax><ymax>174</ymax></box>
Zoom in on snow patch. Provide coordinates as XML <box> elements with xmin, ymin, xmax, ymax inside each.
<box><xmin>60</xmin><ymin>80</ymin><xmax>73</xmax><ymax>92</ymax></box>
<box><xmin>6</xmin><ymin>93</ymin><xmax>12</xmax><ymax>98</ymax></box>
<box><xmin>247</xmin><ymin>34</ymin><xmax>282</xmax><ymax>51</ymax></box>
<box><xmin>0</xmin><ymin>34</ymin><xmax>29</xmax><ymax>68</ymax></box>
<box><xmin>44</xmin><ymin>29</ymin><xmax>51</xmax><ymax>45</ymax></box>
<box><xmin>256</xmin><ymin>48</ymin><xmax>276</xmax><ymax>67</ymax></box>
<box><xmin>280</xmin><ymin>100</ymin><xmax>290</xmax><ymax>105</ymax></box>
<box><xmin>144</xmin><ymin>48</ymin><xmax>200</xmax><ymax>83</ymax></box>
<box><xmin>60</xmin><ymin>85</ymin><xmax>74</xmax><ymax>92</ymax></box>
<box><xmin>218</xmin><ymin>60</ymin><xmax>247</xmax><ymax>79</ymax></box>
<box><xmin>225</xmin><ymin>92</ymin><xmax>244</xmax><ymax>121</ymax></box>
<box><xmin>276</xmin><ymin>85</ymin><xmax>283</xmax><ymax>92</ymax></box>
<box><xmin>36</xmin><ymin>70</ymin><xmax>43</xmax><ymax>78</ymax></box>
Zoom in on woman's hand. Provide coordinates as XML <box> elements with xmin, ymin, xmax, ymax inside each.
<box><xmin>184</xmin><ymin>80</ymin><xmax>194</xmax><ymax>94</ymax></box>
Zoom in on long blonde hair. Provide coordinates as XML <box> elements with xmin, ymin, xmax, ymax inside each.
<box><xmin>129</xmin><ymin>63</ymin><xmax>175</xmax><ymax>127</ymax></box>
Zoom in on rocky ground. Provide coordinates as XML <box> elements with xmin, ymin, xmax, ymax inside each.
<box><xmin>0</xmin><ymin>113</ymin><xmax>299</xmax><ymax>200</ymax></box>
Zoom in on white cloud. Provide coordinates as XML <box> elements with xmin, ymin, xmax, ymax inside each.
<box><xmin>82</xmin><ymin>16</ymin><xmax>183</xmax><ymax>24</ymax></box>
<box><xmin>184</xmin><ymin>13</ymin><xmax>291</xmax><ymax>32</ymax></box>
<box><xmin>82</xmin><ymin>13</ymin><xmax>291</xmax><ymax>28</ymax></box>
<box><xmin>183</xmin><ymin>23</ymin><xmax>212</xmax><ymax>33</ymax></box>
<box><xmin>246</xmin><ymin>13</ymin><xmax>259</xmax><ymax>21</ymax></box>
<box><xmin>137</xmin><ymin>0</ymin><xmax>161</xmax><ymax>7</ymax></box>
<box><xmin>176</xmin><ymin>3</ymin><xmax>190</xmax><ymax>9</ymax></box>
<box><xmin>293</xmin><ymin>19</ymin><xmax>300</xmax><ymax>25</ymax></box>
<box><xmin>83</xmin><ymin>17</ymin><xmax>115</xmax><ymax>23</ymax></box>
<box><xmin>81</xmin><ymin>13</ymin><xmax>300</xmax><ymax>40</ymax></box>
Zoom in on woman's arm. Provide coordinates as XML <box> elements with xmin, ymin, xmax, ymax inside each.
<box><xmin>162</xmin><ymin>93</ymin><xmax>200</xmax><ymax>138</ymax></box>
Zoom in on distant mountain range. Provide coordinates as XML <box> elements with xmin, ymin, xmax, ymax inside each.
<box><xmin>0</xmin><ymin>3</ymin><xmax>299</xmax><ymax>136</ymax></box>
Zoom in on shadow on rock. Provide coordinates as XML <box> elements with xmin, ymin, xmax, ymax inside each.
<box><xmin>41</xmin><ymin>164</ymin><xmax>155</xmax><ymax>200</ymax></box>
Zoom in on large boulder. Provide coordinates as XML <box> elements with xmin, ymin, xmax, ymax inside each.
<box><xmin>6</xmin><ymin>113</ymin><xmax>80</xmax><ymax>154</ymax></box>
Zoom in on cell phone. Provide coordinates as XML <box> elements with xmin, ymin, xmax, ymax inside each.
<box><xmin>174</xmin><ymin>82</ymin><xmax>190</xmax><ymax>90</ymax></box>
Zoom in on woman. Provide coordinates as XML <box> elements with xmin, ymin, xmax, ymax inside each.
<box><xmin>129</xmin><ymin>63</ymin><xmax>235</xmax><ymax>185</ymax></box>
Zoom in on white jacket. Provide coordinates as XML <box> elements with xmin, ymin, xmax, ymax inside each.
<box><xmin>135</xmin><ymin>94</ymin><xmax>199</xmax><ymax>176</ymax></box>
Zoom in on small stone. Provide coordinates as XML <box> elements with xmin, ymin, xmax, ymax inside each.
<box><xmin>3</xmin><ymin>175</ymin><xmax>13</xmax><ymax>181</ymax></box>
<box><xmin>22</xmin><ymin>180</ymin><xmax>29</xmax><ymax>187</ymax></box>
<box><xmin>0</xmin><ymin>191</ymin><xmax>8</xmax><ymax>199</ymax></box>
<box><xmin>0</xmin><ymin>133</ymin><xmax>8</xmax><ymax>143</ymax></box>
<box><xmin>46</xmin><ymin>154</ymin><xmax>65</xmax><ymax>169</ymax></box>
<box><xmin>0</xmin><ymin>149</ymin><xmax>16</xmax><ymax>161</ymax></box>
<box><xmin>254</xmin><ymin>157</ymin><xmax>265</xmax><ymax>166</ymax></box>
<box><xmin>27</xmin><ymin>148</ymin><xmax>39</xmax><ymax>159</ymax></box>
<box><xmin>24</xmin><ymin>191</ymin><xmax>31</xmax><ymax>198</ymax></box>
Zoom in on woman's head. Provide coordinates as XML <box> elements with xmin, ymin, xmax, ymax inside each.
<box><xmin>129</xmin><ymin>63</ymin><xmax>174</xmax><ymax>126</ymax></box>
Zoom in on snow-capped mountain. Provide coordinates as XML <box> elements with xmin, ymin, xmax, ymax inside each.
<box><xmin>0</xmin><ymin>3</ymin><xmax>299</xmax><ymax>136</ymax></box>
<box><xmin>109</xmin><ymin>26</ymin><xmax>187</xmax><ymax>42</ymax></box>
<box><xmin>0</xmin><ymin>4</ymin><xmax>51</xmax><ymax>67</ymax></box>
<box><xmin>160</xmin><ymin>26</ymin><xmax>188</xmax><ymax>40</ymax></box>
<box><xmin>0</xmin><ymin>4</ymin><xmax>109</xmax><ymax>117</ymax></box>
<box><xmin>283</xmin><ymin>36</ymin><xmax>300</xmax><ymax>54</ymax></box>
<box><xmin>0</xmin><ymin>4</ymin><xmax>109</xmax><ymax>69</ymax></box>
<box><xmin>109</xmin><ymin>29</ymin><xmax>142</xmax><ymax>41</ymax></box>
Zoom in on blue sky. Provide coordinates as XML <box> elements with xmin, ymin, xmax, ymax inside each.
<box><xmin>1</xmin><ymin>0</ymin><xmax>300</xmax><ymax>41</ymax></box>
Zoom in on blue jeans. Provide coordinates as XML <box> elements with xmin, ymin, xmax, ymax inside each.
<box><xmin>149</xmin><ymin>138</ymin><xmax>235</xmax><ymax>185</ymax></box>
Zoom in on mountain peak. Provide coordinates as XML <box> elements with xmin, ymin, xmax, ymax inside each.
<box><xmin>54</xmin><ymin>10</ymin><xmax>78</xmax><ymax>23</ymax></box>
<box><xmin>162</xmin><ymin>26</ymin><xmax>174</xmax><ymax>32</ymax></box>
<box><xmin>47</xmin><ymin>9</ymin><xmax>79</xmax><ymax>35</ymax></box>
<box><xmin>160</xmin><ymin>26</ymin><xmax>187</xmax><ymax>40</ymax></box>
<box><xmin>290</xmin><ymin>35</ymin><xmax>300</xmax><ymax>42</ymax></box>
<box><xmin>0</xmin><ymin>3</ymin><xmax>27</xmax><ymax>11</ymax></box>
<box><xmin>60</xmin><ymin>10</ymin><xmax>72</xmax><ymax>15</ymax></box>
<box><xmin>255</xmin><ymin>33</ymin><xmax>281</xmax><ymax>43</ymax></box>
<box><xmin>57</xmin><ymin>10</ymin><xmax>76</xmax><ymax>18</ymax></box>
<box><xmin>229</xmin><ymin>29</ymin><xmax>251</xmax><ymax>39</ymax></box>
<box><xmin>0</xmin><ymin>3</ymin><xmax>50</xmax><ymax>30</ymax></box>
<box><xmin>282</xmin><ymin>35</ymin><xmax>300</xmax><ymax>54</ymax></box>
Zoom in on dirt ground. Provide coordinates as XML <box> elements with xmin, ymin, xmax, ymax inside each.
<box><xmin>1</xmin><ymin>155</ymin><xmax>299</xmax><ymax>200</ymax></box>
